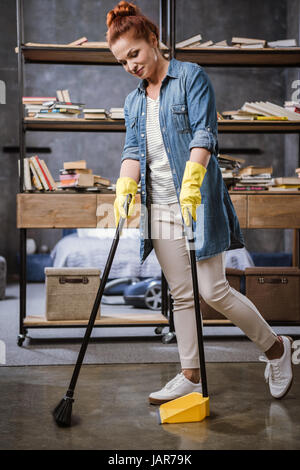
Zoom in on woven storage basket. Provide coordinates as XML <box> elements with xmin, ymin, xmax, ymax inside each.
<box><xmin>45</xmin><ymin>267</ymin><xmax>101</xmax><ymax>320</ymax></box>
<box><xmin>245</xmin><ymin>267</ymin><xmax>300</xmax><ymax>322</ymax></box>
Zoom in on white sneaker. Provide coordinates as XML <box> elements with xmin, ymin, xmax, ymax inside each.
<box><xmin>259</xmin><ymin>336</ymin><xmax>293</xmax><ymax>399</ymax></box>
<box><xmin>148</xmin><ymin>372</ymin><xmax>202</xmax><ymax>405</ymax></box>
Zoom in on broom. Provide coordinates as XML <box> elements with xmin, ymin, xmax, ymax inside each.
<box><xmin>53</xmin><ymin>194</ymin><xmax>132</xmax><ymax>427</ymax></box>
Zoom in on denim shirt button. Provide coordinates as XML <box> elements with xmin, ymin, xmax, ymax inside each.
<box><xmin>141</xmin><ymin>133</ymin><xmax>145</xmax><ymax>138</ymax></box>
<box><xmin>141</xmin><ymin>173</ymin><xmax>144</xmax><ymax>177</ymax></box>
<box><xmin>142</xmin><ymin>112</ymin><xmax>145</xmax><ymax>116</ymax></box>
<box><xmin>141</xmin><ymin>153</ymin><xmax>145</xmax><ymax>157</ymax></box>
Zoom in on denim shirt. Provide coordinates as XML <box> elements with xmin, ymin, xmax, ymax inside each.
<box><xmin>121</xmin><ymin>58</ymin><xmax>244</xmax><ymax>263</ymax></box>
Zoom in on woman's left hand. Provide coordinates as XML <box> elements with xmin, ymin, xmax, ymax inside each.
<box><xmin>179</xmin><ymin>161</ymin><xmax>207</xmax><ymax>226</ymax></box>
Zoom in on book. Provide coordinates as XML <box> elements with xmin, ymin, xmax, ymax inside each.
<box><xmin>232</xmin><ymin>37</ymin><xmax>266</xmax><ymax>46</ymax></box>
<box><xmin>29</xmin><ymin>160</ymin><xmax>43</xmax><ymax>190</ymax></box>
<box><xmin>30</xmin><ymin>156</ymin><xmax>49</xmax><ymax>190</ymax></box>
<box><xmin>34</xmin><ymin>113</ymin><xmax>79</xmax><ymax>119</ymax></box>
<box><xmin>176</xmin><ymin>34</ymin><xmax>202</xmax><ymax>48</ymax></box>
<box><xmin>63</xmin><ymin>160</ymin><xmax>87</xmax><ymax>170</ymax></box>
<box><xmin>188</xmin><ymin>40</ymin><xmax>214</xmax><ymax>48</ymax></box>
<box><xmin>240</xmin><ymin>43</ymin><xmax>265</xmax><ymax>49</ymax></box>
<box><xmin>23</xmin><ymin>97</ymin><xmax>57</xmax><ymax>105</ymax></box>
<box><xmin>84</xmin><ymin>113</ymin><xmax>107</xmax><ymax>120</ymax></box>
<box><xmin>33</xmin><ymin>155</ymin><xmax>53</xmax><ymax>190</ymax></box>
<box><xmin>93</xmin><ymin>175</ymin><xmax>111</xmax><ymax>186</ymax></box>
<box><xmin>62</xmin><ymin>90</ymin><xmax>71</xmax><ymax>102</ymax></box>
<box><xmin>56</xmin><ymin>90</ymin><xmax>64</xmax><ymax>102</ymax></box>
<box><xmin>83</xmin><ymin>108</ymin><xmax>108</xmax><ymax>119</ymax></box>
<box><xmin>67</xmin><ymin>37</ymin><xmax>88</xmax><ymax>46</ymax></box>
<box><xmin>24</xmin><ymin>158</ymin><xmax>32</xmax><ymax>190</ymax></box>
<box><xmin>18</xmin><ymin>158</ymin><xmax>32</xmax><ymax>190</ymax></box>
<box><xmin>239</xmin><ymin>165</ymin><xmax>273</xmax><ymax>176</ymax></box>
<box><xmin>109</xmin><ymin>107</ymin><xmax>124</xmax><ymax>119</ymax></box>
<box><xmin>274</xmin><ymin>177</ymin><xmax>300</xmax><ymax>185</ymax></box>
<box><xmin>59</xmin><ymin>173</ymin><xmax>94</xmax><ymax>188</ymax></box>
<box><xmin>40</xmin><ymin>159</ymin><xmax>57</xmax><ymax>190</ymax></box>
<box><xmin>60</xmin><ymin>168</ymin><xmax>92</xmax><ymax>175</ymax></box>
<box><xmin>267</xmin><ymin>39</ymin><xmax>297</xmax><ymax>48</ymax></box>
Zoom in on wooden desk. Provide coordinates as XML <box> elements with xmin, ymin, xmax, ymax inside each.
<box><xmin>17</xmin><ymin>191</ymin><xmax>300</xmax><ymax>229</ymax></box>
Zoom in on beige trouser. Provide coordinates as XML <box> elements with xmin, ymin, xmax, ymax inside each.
<box><xmin>150</xmin><ymin>202</ymin><xmax>277</xmax><ymax>369</ymax></box>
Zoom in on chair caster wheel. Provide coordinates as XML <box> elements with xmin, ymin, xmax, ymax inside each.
<box><xmin>155</xmin><ymin>326</ymin><xmax>164</xmax><ymax>335</ymax></box>
<box><xmin>17</xmin><ymin>335</ymin><xmax>26</xmax><ymax>347</ymax></box>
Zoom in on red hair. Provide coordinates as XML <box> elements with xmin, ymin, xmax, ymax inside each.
<box><xmin>106</xmin><ymin>1</ymin><xmax>159</xmax><ymax>47</ymax></box>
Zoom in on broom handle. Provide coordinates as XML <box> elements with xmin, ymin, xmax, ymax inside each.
<box><xmin>185</xmin><ymin>212</ymin><xmax>208</xmax><ymax>398</ymax></box>
<box><xmin>66</xmin><ymin>194</ymin><xmax>132</xmax><ymax>398</ymax></box>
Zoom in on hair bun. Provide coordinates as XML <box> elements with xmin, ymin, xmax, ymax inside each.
<box><xmin>106</xmin><ymin>1</ymin><xmax>141</xmax><ymax>28</ymax></box>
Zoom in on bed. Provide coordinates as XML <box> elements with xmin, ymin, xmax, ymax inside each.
<box><xmin>50</xmin><ymin>228</ymin><xmax>257</xmax><ymax>279</ymax></box>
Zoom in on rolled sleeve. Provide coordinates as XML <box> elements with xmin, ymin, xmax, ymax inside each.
<box><xmin>188</xmin><ymin>129</ymin><xmax>217</xmax><ymax>154</ymax></box>
<box><xmin>121</xmin><ymin>98</ymin><xmax>140</xmax><ymax>164</ymax></box>
<box><xmin>186</xmin><ymin>66</ymin><xmax>218</xmax><ymax>155</ymax></box>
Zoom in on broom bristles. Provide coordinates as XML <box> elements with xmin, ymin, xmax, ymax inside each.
<box><xmin>53</xmin><ymin>396</ymin><xmax>74</xmax><ymax>427</ymax></box>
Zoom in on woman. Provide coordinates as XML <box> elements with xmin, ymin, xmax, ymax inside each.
<box><xmin>106</xmin><ymin>1</ymin><xmax>293</xmax><ymax>404</ymax></box>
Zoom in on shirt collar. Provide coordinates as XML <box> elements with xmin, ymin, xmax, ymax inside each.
<box><xmin>137</xmin><ymin>58</ymin><xmax>179</xmax><ymax>92</ymax></box>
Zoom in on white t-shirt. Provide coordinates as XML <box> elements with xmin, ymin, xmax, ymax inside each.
<box><xmin>146</xmin><ymin>95</ymin><xmax>178</xmax><ymax>204</ymax></box>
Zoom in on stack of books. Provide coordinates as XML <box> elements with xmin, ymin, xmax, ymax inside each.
<box><xmin>108</xmin><ymin>108</ymin><xmax>124</xmax><ymax>120</ymax></box>
<box><xmin>175</xmin><ymin>35</ymin><xmax>298</xmax><ymax>50</ymax></box>
<box><xmin>232</xmin><ymin>165</ymin><xmax>274</xmax><ymax>191</ymax></box>
<box><xmin>59</xmin><ymin>160</ymin><xmax>111</xmax><ymax>190</ymax></box>
<box><xmin>217</xmin><ymin>154</ymin><xmax>245</xmax><ymax>188</ymax></box>
<box><xmin>268</xmin><ymin>177</ymin><xmax>300</xmax><ymax>191</ymax></box>
<box><xmin>83</xmin><ymin>108</ymin><xmax>108</xmax><ymax>120</ymax></box>
<box><xmin>23</xmin><ymin>89</ymin><xmax>84</xmax><ymax>119</ymax></box>
<box><xmin>221</xmin><ymin>101</ymin><xmax>300</xmax><ymax>121</ymax></box>
<box><xmin>19</xmin><ymin>155</ymin><xmax>57</xmax><ymax>191</ymax></box>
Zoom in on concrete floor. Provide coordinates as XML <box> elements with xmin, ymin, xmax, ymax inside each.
<box><xmin>0</xmin><ymin>362</ymin><xmax>299</xmax><ymax>450</ymax></box>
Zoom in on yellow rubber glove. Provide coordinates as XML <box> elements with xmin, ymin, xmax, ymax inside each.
<box><xmin>179</xmin><ymin>161</ymin><xmax>207</xmax><ymax>226</ymax></box>
<box><xmin>114</xmin><ymin>176</ymin><xmax>138</xmax><ymax>227</ymax></box>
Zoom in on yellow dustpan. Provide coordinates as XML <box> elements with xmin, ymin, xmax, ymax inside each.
<box><xmin>158</xmin><ymin>212</ymin><xmax>210</xmax><ymax>424</ymax></box>
<box><xmin>158</xmin><ymin>393</ymin><xmax>209</xmax><ymax>424</ymax></box>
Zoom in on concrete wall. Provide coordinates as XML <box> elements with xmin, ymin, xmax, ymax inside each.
<box><xmin>0</xmin><ymin>0</ymin><xmax>298</xmax><ymax>276</ymax></box>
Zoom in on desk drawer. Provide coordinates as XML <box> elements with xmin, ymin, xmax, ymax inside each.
<box><xmin>248</xmin><ymin>195</ymin><xmax>300</xmax><ymax>228</ymax></box>
<box><xmin>17</xmin><ymin>193</ymin><xmax>97</xmax><ymax>228</ymax></box>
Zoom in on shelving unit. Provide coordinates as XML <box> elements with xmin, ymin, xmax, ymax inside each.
<box><xmin>16</xmin><ymin>0</ymin><xmax>173</xmax><ymax>346</ymax></box>
<box><xmin>16</xmin><ymin>0</ymin><xmax>300</xmax><ymax>345</ymax></box>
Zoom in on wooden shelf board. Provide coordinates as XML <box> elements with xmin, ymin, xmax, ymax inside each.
<box><xmin>22</xmin><ymin>46</ymin><xmax>119</xmax><ymax>65</ymax></box>
<box><xmin>24</xmin><ymin>313</ymin><xmax>169</xmax><ymax>327</ymax></box>
<box><xmin>218</xmin><ymin>120</ymin><xmax>300</xmax><ymax>133</ymax></box>
<box><xmin>24</xmin><ymin>118</ymin><xmax>125</xmax><ymax>132</ymax></box>
<box><xmin>175</xmin><ymin>47</ymin><xmax>300</xmax><ymax>66</ymax></box>
<box><xmin>20</xmin><ymin>45</ymin><xmax>169</xmax><ymax>65</ymax></box>
<box><xmin>23</xmin><ymin>315</ymin><xmax>232</xmax><ymax>327</ymax></box>
<box><xmin>20</xmin><ymin>45</ymin><xmax>300</xmax><ymax>67</ymax></box>
<box><xmin>24</xmin><ymin>118</ymin><xmax>300</xmax><ymax>133</ymax></box>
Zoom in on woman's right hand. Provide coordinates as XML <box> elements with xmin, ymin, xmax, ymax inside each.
<box><xmin>114</xmin><ymin>176</ymin><xmax>138</xmax><ymax>227</ymax></box>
